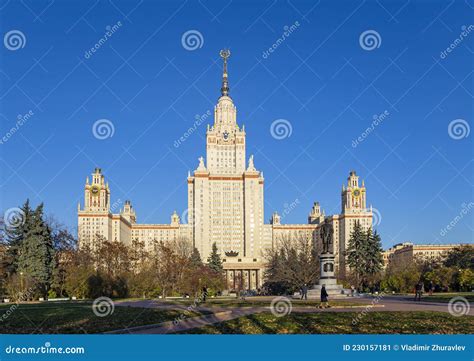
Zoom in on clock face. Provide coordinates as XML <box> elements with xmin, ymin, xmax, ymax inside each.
<box><xmin>223</xmin><ymin>131</ymin><xmax>229</xmax><ymax>141</ymax></box>
<box><xmin>91</xmin><ymin>185</ymin><xmax>100</xmax><ymax>196</ymax></box>
<box><xmin>352</xmin><ymin>188</ymin><xmax>361</xmax><ymax>197</ymax></box>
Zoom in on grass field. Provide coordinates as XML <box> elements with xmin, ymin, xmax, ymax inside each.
<box><xmin>180</xmin><ymin>311</ymin><xmax>474</xmax><ymax>334</ymax></box>
<box><xmin>0</xmin><ymin>301</ymin><xmax>201</xmax><ymax>334</ymax></box>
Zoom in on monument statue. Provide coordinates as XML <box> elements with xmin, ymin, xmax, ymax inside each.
<box><xmin>320</xmin><ymin>222</ymin><xmax>334</xmax><ymax>254</ymax></box>
<box><xmin>299</xmin><ymin>220</ymin><xmax>343</xmax><ymax>299</ymax></box>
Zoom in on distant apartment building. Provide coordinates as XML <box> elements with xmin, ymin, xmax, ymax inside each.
<box><xmin>383</xmin><ymin>242</ymin><xmax>461</xmax><ymax>267</ymax></box>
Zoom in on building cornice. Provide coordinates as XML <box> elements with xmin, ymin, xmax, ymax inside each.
<box><xmin>131</xmin><ymin>224</ymin><xmax>180</xmax><ymax>230</ymax></box>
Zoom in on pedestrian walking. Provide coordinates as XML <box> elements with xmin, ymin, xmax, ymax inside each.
<box><xmin>414</xmin><ymin>282</ymin><xmax>423</xmax><ymax>301</ymax></box>
<box><xmin>429</xmin><ymin>281</ymin><xmax>434</xmax><ymax>296</ymax></box>
<box><xmin>301</xmin><ymin>284</ymin><xmax>308</xmax><ymax>300</ymax></box>
<box><xmin>319</xmin><ymin>285</ymin><xmax>330</xmax><ymax>308</ymax></box>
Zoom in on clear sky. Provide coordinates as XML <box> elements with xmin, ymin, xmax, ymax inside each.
<box><xmin>0</xmin><ymin>0</ymin><xmax>472</xmax><ymax>248</ymax></box>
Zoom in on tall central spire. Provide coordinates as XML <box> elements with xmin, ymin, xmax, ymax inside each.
<box><xmin>220</xmin><ymin>49</ymin><xmax>231</xmax><ymax>97</ymax></box>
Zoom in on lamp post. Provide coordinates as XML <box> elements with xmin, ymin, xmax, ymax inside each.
<box><xmin>19</xmin><ymin>271</ymin><xmax>24</xmax><ymax>292</ymax></box>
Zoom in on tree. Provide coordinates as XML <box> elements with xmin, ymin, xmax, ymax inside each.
<box><xmin>0</xmin><ymin>242</ymin><xmax>7</xmax><ymax>296</ymax></box>
<box><xmin>346</xmin><ymin>221</ymin><xmax>365</xmax><ymax>288</ymax></box>
<box><xmin>423</xmin><ymin>265</ymin><xmax>455</xmax><ymax>292</ymax></box>
<box><xmin>128</xmin><ymin>239</ymin><xmax>148</xmax><ymax>272</ymax></box>
<box><xmin>381</xmin><ymin>258</ymin><xmax>421</xmax><ymax>293</ymax></box>
<box><xmin>264</xmin><ymin>247</ymin><xmax>292</xmax><ymax>294</ymax></box>
<box><xmin>264</xmin><ymin>233</ymin><xmax>319</xmax><ymax>294</ymax></box>
<box><xmin>15</xmin><ymin>203</ymin><xmax>55</xmax><ymax>298</ymax></box>
<box><xmin>154</xmin><ymin>241</ymin><xmax>180</xmax><ymax>297</ymax></box>
<box><xmin>190</xmin><ymin>247</ymin><xmax>203</xmax><ymax>267</ymax></box>
<box><xmin>207</xmin><ymin>242</ymin><xmax>223</xmax><ymax>273</ymax></box>
<box><xmin>364</xmin><ymin>228</ymin><xmax>384</xmax><ymax>276</ymax></box>
<box><xmin>96</xmin><ymin>239</ymin><xmax>131</xmax><ymax>278</ymax></box>
<box><xmin>457</xmin><ymin>268</ymin><xmax>474</xmax><ymax>291</ymax></box>
<box><xmin>346</xmin><ymin>223</ymin><xmax>384</xmax><ymax>290</ymax></box>
<box><xmin>5</xmin><ymin>200</ymin><xmax>34</xmax><ymax>275</ymax></box>
<box><xmin>46</xmin><ymin>218</ymin><xmax>77</xmax><ymax>298</ymax></box>
<box><xmin>444</xmin><ymin>245</ymin><xmax>474</xmax><ymax>270</ymax></box>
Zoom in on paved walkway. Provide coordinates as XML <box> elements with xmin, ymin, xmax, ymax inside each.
<box><xmin>108</xmin><ymin>296</ymin><xmax>473</xmax><ymax>334</ymax></box>
<box><xmin>106</xmin><ymin>308</ymin><xmax>265</xmax><ymax>334</ymax></box>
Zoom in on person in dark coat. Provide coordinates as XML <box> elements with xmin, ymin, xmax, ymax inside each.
<box><xmin>202</xmin><ymin>286</ymin><xmax>208</xmax><ymax>302</ymax></box>
<box><xmin>414</xmin><ymin>282</ymin><xmax>423</xmax><ymax>301</ymax></box>
<box><xmin>301</xmin><ymin>284</ymin><xmax>308</xmax><ymax>300</ymax></box>
<box><xmin>319</xmin><ymin>285</ymin><xmax>330</xmax><ymax>308</ymax></box>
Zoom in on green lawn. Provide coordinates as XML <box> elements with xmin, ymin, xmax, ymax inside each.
<box><xmin>180</xmin><ymin>311</ymin><xmax>474</xmax><ymax>334</ymax></box>
<box><xmin>0</xmin><ymin>301</ymin><xmax>201</xmax><ymax>334</ymax></box>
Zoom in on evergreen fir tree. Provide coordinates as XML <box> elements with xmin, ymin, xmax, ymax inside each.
<box><xmin>347</xmin><ymin>222</ymin><xmax>384</xmax><ymax>290</ymax></box>
<box><xmin>346</xmin><ymin>221</ymin><xmax>365</xmax><ymax>288</ymax></box>
<box><xmin>190</xmin><ymin>247</ymin><xmax>203</xmax><ymax>267</ymax></box>
<box><xmin>365</xmin><ymin>228</ymin><xmax>384</xmax><ymax>276</ymax></box>
<box><xmin>5</xmin><ymin>200</ymin><xmax>33</xmax><ymax>275</ymax></box>
<box><xmin>207</xmin><ymin>242</ymin><xmax>223</xmax><ymax>273</ymax></box>
<box><xmin>17</xmin><ymin>203</ymin><xmax>55</xmax><ymax>298</ymax></box>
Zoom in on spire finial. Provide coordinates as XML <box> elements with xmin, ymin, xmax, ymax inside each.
<box><xmin>219</xmin><ymin>49</ymin><xmax>231</xmax><ymax>96</ymax></box>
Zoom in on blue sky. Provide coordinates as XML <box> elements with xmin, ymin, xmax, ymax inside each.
<box><xmin>0</xmin><ymin>0</ymin><xmax>472</xmax><ymax>248</ymax></box>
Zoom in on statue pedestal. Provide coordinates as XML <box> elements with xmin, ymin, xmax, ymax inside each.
<box><xmin>311</xmin><ymin>253</ymin><xmax>344</xmax><ymax>297</ymax></box>
<box><xmin>295</xmin><ymin>253</ymin><xmax>346</xmax><ymax>299</ymax></box>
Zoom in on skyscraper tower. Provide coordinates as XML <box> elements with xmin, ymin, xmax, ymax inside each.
<box><xmin>187</xmin><ymin>50</ymin><xmax>265</xmax><ymax>264</ymax></box>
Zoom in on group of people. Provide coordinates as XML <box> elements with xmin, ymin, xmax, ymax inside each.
<box><xmin>300</xmin><ymin>284</ymin><xmax>330</xmax><ymax>308</ymax></box>
<box><xmin>202</xmin><ymin>278</ymin><xmax>435</xmax><ymax>307</ymax></box>
<box><xmin>414</xmin><ymin>281</ymin><xmax>434</xmax><ymax>301</ymax></box>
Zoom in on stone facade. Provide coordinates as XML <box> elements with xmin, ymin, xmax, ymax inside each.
<box><xmin>383</xmin><ymin>242</ymin><xmax>461</xmax><ymax>268</ymax></box>
<box><xmin>78</xmin><ymin>51</ymin><xmax>373</xmax><ymax>290</ymax></box>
